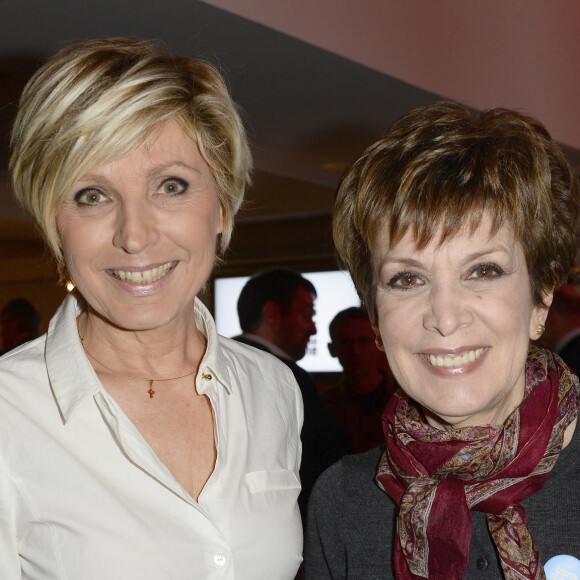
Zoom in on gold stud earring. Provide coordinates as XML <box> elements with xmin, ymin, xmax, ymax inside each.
<box><xmin>536</xmin><ymin>324</ymin><xmax>546</xmax><ymax>337</ymax></box>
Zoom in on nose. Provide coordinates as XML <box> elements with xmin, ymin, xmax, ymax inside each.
<box><xmin>423</xmin><ymin>281</ymin><xmax>473</xmax><ymax>336</ymax></box>
<box><xmin>112</xmin><ymin>199</ymin><xmax>159</xmax><ymax>254</ymax></box>
<box><xmin>308</xmin><ymin>320</ymin><xmax>317</xmax><ymax>336</ymax></box>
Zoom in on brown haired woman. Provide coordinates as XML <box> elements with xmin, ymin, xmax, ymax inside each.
<box><xmin>305</xmin><ymin>101</ymin><xmax>580</xmax><ymax>579</ymax></box>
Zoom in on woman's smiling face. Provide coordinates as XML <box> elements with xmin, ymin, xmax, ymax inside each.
<box><xmin>373</xmin><ymin>213</ymin><xmax>551</xmax><ymax>429</ymax></box>
<box><xmin>56</xmin><ymin>120</ymin><xmax>223</xmax><ymax>334</ymax></box>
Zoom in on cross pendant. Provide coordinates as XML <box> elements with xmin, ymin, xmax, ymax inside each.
<box><xmin>148</xmin><ymin>380</ymin><xmax>155</xmax><ymax>399</ymax></box>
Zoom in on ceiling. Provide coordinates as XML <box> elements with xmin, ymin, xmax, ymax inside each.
<box><xmin>1</xmin><ymin>0</ymin><xmax>579</xmax><ymax>234</ymax></box>
<box><xmin>207</xmin><ymin>0</ymin><xmax>580</xmax><ymax>154</ymax></box>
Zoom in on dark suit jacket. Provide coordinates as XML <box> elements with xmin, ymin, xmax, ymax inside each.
<box><xmin>234</xmin><ymin>336</ymin><xmax>351</xmax><ymax>521</ymax></box>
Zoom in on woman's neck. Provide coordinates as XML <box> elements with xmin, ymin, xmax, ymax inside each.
<box><xmin>77</xmin><ymin>307</ymin><xmax>207</xmax><ymax>379</ymax></box>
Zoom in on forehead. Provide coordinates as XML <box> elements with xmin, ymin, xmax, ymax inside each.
<box><xmin>290</xmin><ymin>285</ymin><xmax>315</xmax><ymax>307</ymax></box>
<box><xmin>374</xmin><ymin>211</ymin><xmax>516</xmax><ymax>259</ymax></box>
<box><xmin>70</xmin><ymin>119</ymin><xmax>200</xmax><ymax>187</ymax></box>
<box><xmin>94</xmin><ymin>121</ymin><xmax>200</xmax><ymax>171</ymax></box>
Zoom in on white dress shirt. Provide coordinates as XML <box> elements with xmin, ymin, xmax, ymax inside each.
<box><xmin>0</xmin><ymin>294</ymin><xmax>303</xmax><ymax>579</ymax></box>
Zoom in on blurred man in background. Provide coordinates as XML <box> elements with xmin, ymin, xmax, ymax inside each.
<box><xmin>323</xmin><ymin>307</ymin><xmax>398</xmax><ymax>453</ymax></box>
<box><xmin>0</xmin><ymin>298</ymin><xmax>42</xmax><ymax>355</ymax></box>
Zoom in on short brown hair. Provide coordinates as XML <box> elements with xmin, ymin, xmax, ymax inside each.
<box><xmin>10</xmin><ymin>37</ymin><xmax>251</xmax><ymax>265</ymax></box>
<box><xmin>334</xmin><ymin>101</ymin><xmax>579</xmax><ymax>323</ymax></box>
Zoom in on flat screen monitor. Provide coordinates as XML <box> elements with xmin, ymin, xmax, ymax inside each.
<box><xmin>213</xmin><ymin>270</ymin><xmax>361</xmax><ymax>372</ymax></box>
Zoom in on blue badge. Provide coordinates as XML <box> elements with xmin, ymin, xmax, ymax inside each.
<box><xmin>545</xmin><ymin>555</ymin><xmax>580</xmax><ymax>580</ymax></box>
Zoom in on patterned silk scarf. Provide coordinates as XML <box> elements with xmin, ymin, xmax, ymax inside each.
<box><xmin>376</xmin><ymin>347</ymin><xmax>579</xmax><ymax>580</ymax></box>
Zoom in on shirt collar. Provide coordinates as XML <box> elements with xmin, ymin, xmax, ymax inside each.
<box><xmin>45</xmin><ymin>293</ymin><xmax>102</xmax><ymax>423</ymax></box>
<box><xmin>193</xmin><ymin>298</ymin><xmax>232</xmax><ymax>396</ymax></box>
<box><xmin>46</xmin><ymin>294</ymin><xmax>232</xmax><ymax>423</ymax></box>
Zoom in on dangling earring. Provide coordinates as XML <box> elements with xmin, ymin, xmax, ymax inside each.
<box><xmin>57</xmin><ymin>262</ymin><xmax>75</xmax><ymax>291</ymax></box>
<box><xmin>375</xmin><ymin>334</ymin><xmax>384</xmax><ymax>351</ymax></box>
<box><xmin>536</xmin><ymin>324</ymin><xmax>546</xmax><ymax>338</ymax></box>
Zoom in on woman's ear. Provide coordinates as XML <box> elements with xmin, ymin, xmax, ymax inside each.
<box><xmin>371</xmin><ymin>321</ymin><xmax>385</xmax><ymax>351</ymax></box>
<box><xmin>542</xmin><ymin>288</ymin><xmax>555</xmax><ymax>310</ymax></box>
<box><xmin>529</xmin><ymin>289</ymin><xmax>554</xmax><ymax>341</ymax></box>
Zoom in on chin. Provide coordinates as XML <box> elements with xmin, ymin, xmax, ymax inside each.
<box><xmin>101</xmin><ymin>307</ymin><xmax>180</xmax><ymax>333</ymax></box>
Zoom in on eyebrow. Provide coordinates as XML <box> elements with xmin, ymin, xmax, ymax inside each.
<box><xmin>381</xmin><ymin>245</ymin><xmax>512</xmax><ymax>268</ymax></box>
<box><xmin>76</xmin><ymin>161</ymin><xmax>201</xmax><ymax>184</ymax></box>
<box><xmin>146</xmin><ymin>161</ymin><xmax>201</xmax><ymax>177</ymax></box>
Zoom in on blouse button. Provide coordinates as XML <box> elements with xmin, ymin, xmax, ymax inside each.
<box><xmin>476</xmin><ymin>556</ymin><xmax>488</xmax><ymax>571</ymax></box>
<box><xmin>214</xmin><ymin>553</ymin><xmax>226</xmax><ymax>567</ymax></box>
<box><xmin>202</xmin><ymin>372</ymin><xmax>212</xmax><ymax>381</ymax></box>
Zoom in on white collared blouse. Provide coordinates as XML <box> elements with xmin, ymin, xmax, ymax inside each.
<box><xmin>0</xmin><ymin>294</ymin><xmax>303</xmax><ymax>579</ymax></box>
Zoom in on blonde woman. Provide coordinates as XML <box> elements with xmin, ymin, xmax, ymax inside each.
<box><xmin>2</xmin><ymin>38</ymin><xmax>303</xmax><ymax>579</ymax></box>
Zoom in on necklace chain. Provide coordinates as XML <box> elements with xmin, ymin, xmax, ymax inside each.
<box><xmin>79</xmin><ymin>336</ymin><xmax>197</xmax><ymax>399</ymax></box>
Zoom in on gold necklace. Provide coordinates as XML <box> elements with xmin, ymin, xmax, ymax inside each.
<box><xmin>80</xmin><ymin>337</ymin><xmax>197</xmax><ymax>399</ymax></box>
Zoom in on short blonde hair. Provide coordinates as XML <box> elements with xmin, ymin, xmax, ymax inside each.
<box><xmin>10</xmin><ymin>37</ymin><xmax>252</xmax><ymax>265</ymax></box>
<box><xmin>334</xmin><ymin>101</ymin><xmax>579</xmax><ymax>323</ymax></box>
